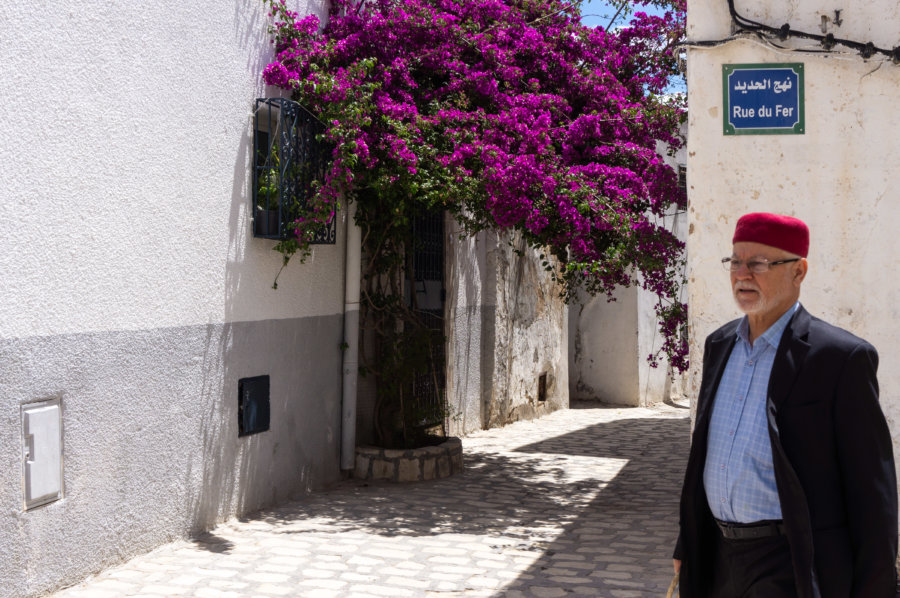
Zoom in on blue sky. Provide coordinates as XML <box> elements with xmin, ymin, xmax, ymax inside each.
<box><xmin>580</xmin><ymin>1</ymin><xmax>687</xmax><ymax>94</ymax></box>
<box><xmin>580</xmin><ymin>1</ymin><xmax>670</xmax><ymax>30</ymax></box>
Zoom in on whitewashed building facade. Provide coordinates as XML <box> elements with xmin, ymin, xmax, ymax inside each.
<box><xmin>684</xmin><ymin>1</ymin><xmax>900</xmax><ymax>454</ymax></box>
<box><xmin>0</xmin><ymin>2</ymin><xmax>569</xmax><ymax>596</ymax></box>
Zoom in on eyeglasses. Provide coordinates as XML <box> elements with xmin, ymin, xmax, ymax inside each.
<box><xmin>721</xmin><ymin>257</ymin><xmax>801</xmax><ymax>273</ymax></box>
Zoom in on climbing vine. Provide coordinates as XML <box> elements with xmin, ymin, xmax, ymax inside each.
<box><xmin>260</xmin><ymin>0</ymin><xmax>687</xmax><ymax>443</ymax></box>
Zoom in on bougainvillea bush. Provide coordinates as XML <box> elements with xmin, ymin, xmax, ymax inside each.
<box><xmin>261</xmin><ymin>0</ymin><xmax>687</xmax><ymax>434</ymax></box>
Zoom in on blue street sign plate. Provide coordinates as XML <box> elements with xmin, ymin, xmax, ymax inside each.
<box><xmin>723</xmin><ymin>63</ymin><xmax>804</xmax><ymax>135</ymax></box>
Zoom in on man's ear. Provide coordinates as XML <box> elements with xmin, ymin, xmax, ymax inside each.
<box><xmin>792</xmin><ymin>258</ymin><xmax>808</xmax><ymax>287</ymax></box>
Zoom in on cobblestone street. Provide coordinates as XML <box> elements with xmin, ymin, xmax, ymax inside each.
<box><xmin>49</xmin><ymin>402</ymin><xmax>691</xmax><ymax>598</ymax></box>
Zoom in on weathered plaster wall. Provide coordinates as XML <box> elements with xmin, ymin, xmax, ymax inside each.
<box><xmin>487</xmin><ymin>231</ymin><xmax>569</xmax><ymax>425</ymax></box>
<box><xmin>446</xmin><ymin>223</ymin><xmax>493</xmax><ymax>434</ymax></box>
<box><xmin>0</xmin><ymin>1</ymin><xmax>342</xmax><ymax>596</ymax></box>
<box><xmin>685</xmin><ymin>1</ymin><xmax>900</xmax><ymax>438</ymax></box>
<box><xmin>690</xmin><ymin>1</ymin><xmax>900</xmax><ymax>50</ymax></box>
<box><xmin>447</xmin><ymin>227</ymin><xmax>569</xmax><ymax>434</ymax></box>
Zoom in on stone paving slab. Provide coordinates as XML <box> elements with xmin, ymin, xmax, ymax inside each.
<box><xmin>48</xmin><ymin>402</ymin><xmax>690</xmax><ymax>598</ymax></box>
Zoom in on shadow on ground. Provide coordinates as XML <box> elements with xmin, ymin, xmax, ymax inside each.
<box><xmin>230</xmin><ymin>409</ymin><xmax>690</xmax><ymax>595</ymax></box>
<box><xmin>191</xmin><ymin>532</ymin><xmax>236</xmax><ymax>554</ymax></box>
<box><xmin>495</xmin><ymin>415</ymin><xmax>690</xmax><ymax>596</ymax></box>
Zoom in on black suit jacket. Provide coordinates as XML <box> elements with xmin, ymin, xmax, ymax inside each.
<box><xmin>675</xmin><ymin>306</ymin><xmax>898</xmax><ymax>598</ymax></box>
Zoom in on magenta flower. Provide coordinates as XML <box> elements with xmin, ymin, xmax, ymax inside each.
<box><xmin>261</xmin><ymin>0</ymin><xmax>688</xmax><ymax>370</ymax></box>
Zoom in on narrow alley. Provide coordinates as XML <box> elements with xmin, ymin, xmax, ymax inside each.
<box><xmin>49</xmin><ymin>402</ymin><xmax>690</xmax><ymax>598</ymax></box>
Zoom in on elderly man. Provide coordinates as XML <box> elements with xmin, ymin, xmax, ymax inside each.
<box><xmin>673</xmin><ymin>213</ymin><xmax>898</xmax><ymax>597</ymax></box>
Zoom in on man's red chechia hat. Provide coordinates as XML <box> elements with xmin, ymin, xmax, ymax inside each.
<box><xmin>732</xmin><ymin>213</ymin><xmax>809</xmax><ymax>257</ymax></box>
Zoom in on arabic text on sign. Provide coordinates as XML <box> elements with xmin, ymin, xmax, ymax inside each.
<box><xmin>733</xmin><ymin>78</ymin><xmax>793</xmax><ymax>94</ymax></box>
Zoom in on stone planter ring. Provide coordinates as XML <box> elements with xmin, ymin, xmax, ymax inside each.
<box><xmin>354</xmin><ymin>438</ymin><xmax>463</xmax><ymax>482</ymax></box>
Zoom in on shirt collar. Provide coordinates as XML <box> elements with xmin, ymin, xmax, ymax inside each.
<box><xmin>736</xmin><ymin>302</ymin><xmax>800</xmax><ymax>349</ymax></box>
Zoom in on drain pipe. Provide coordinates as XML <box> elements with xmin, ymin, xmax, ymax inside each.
<box><xmin>341</xmin><ymin>200</ymin><xmax>361</xmax><ymax>471</ymax></box>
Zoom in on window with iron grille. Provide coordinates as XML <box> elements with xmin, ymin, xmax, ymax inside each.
<box><xmin>677</xmin><ymin>164</ymin><xmax>687</xmax><ymax>190</ymax></box>
<box><xmin>252</xmin><ymin>98</ymin><xmax>335</xmax><ymax>244</ymax></box>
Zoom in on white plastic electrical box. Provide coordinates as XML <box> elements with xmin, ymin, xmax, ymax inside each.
<box><xmin>22</xmin><ymin>399</ymin><xmax>63</xmax><ymax>510</ymax></box>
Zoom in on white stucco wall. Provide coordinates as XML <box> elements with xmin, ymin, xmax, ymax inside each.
<box><xmin>447</xmin><ymin>227</ymin><xmax>569</xmax><ymax>434</ymax></box>
<box><xmin>569</xmin><ymin>285</ymin><xmax>639</xmax><ymax>405</ymax></box>
<box><xmin>569</xmin><ymin>134</ymin><xmax>687</xmax><ymax>407</ymax></box>
<box><xmin>0</xmin><ymin>0</ymin><xmax>337</xmax><ymax>340</ymax></box>
<box><xmin>0</xmin><ymin>2</ymin><xmax>344</xmax><ymax>597</ymax></box>
<box><xmin>685</xmin><ymin>1</ymin><xmax>900</xmax><ymax>436</ymax></box>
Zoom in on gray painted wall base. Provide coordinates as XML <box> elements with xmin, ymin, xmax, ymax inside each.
<box><xmin>0</xmin><ymin>316</ymin><xmax>344</xmax><ymax>598</ymax></box>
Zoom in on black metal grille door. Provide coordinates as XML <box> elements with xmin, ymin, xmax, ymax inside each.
<box><xmin>409</xmin><ymin>209</ymin><xmax>446</xmax><ymax>432</ymax></box>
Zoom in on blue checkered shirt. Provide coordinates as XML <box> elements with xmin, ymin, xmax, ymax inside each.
<box><xmin>703</xmin><ymin>302</ymin><xmax>800</xmax><ymax>523</ymax></box>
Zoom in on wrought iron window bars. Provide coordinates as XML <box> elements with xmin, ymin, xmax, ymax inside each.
<box><xmin>252</xmin><ymin>98</ymin><xmax>335</xmax><ymax>244</ymax></box>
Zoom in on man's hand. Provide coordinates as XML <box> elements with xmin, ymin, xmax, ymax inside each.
<box><xmin>673</xmin><ymin>559</ymin><xmax>681</xmax><ymax>574</ymax></box>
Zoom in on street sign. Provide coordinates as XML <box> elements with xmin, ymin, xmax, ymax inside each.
<box><xmin>723</xmin><ymin>63</ymin><xmax>804</xmax><ymax>135</ymax></box>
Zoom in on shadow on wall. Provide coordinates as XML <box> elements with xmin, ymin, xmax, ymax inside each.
<box><xmin>188</xmin><ymin>316</ymin><xmax>343</xmax><ymax>534</ymax></box>
<box><xmin>180</xmin><ymin>0</ymin><xmax>267</xmax><ymax>535</ymax></box>
<box><xmin>183</xmin><ymin>0</ymin><xmax>341</xmax><ymax>536</ymax></box>
<box><xmin>444</xmin><ymin>224</ymin><xmax>495</xmax><ymax>436</ymax></box>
